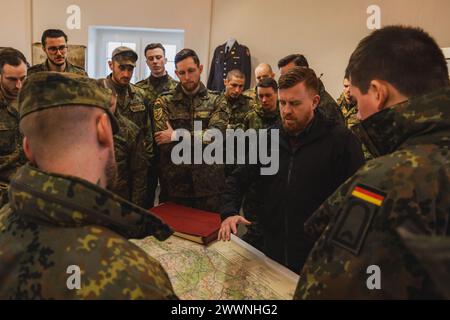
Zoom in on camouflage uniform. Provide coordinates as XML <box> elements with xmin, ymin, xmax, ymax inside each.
<box><xmin>0</xmin><ymin>164</ymin><xmax>177</xmax><ymax>299</ymax></box>
<box><xmin>223</xmin><ymin>93</ymin><xmax>253</xmax><ymax>130</ymax></box>
<box><xmin>112</xmin><ymin>112</ymin><xmax>150</xmax><ymax>208</ymax></box>
<box><xmin>135</xmin><ymin>74</ymin><xmax>178</xmax><ymax>207</ymax></box>
<box><xmin>136</xmin><ymin>74</ymin><xmax>178</xmax><ymax>109</ymax></box>
<box><xmin>337</xmin><ymin>92</ymin><xmax>373</xmax><ymax>160</ymax></box>
<box><xmin>242</xmin><ymin>86</ymin><xmax>257</xmax><ymax>100</ymax></box>
<box><xmin>243</xmin><ymin>103</ymin><xmax>280</xmax><ymax>131</ymax></box>
<box><xmin>153</xmin><ymin>82</ymin><xmax>229</xmax><ymax>212</ymax></box>
<box><xmin>0</xmin><ymin>89</ymin><xmax>26</xmax><ymax>207</ymax></box>
<box><xmin>0</xmin><ymin>72</ymin><xmax>177</xmax><ymax>300</ymax></box>
<box><xmin>337</xmin><ymin>92</ymin><xmax>358</xmax><ymax>128</ymax></box>
<box><xmin>241</xmin><ymin>104</ymin><xmax>280</xmax><ymax>250</ymax></box>
<box><xmin>28</xmin><ymin>59</ymin><xmax>88</xmax><ymax>76</ymax></box>
<box><xmin>102</xmin><ymin>76</ymin><xmax>156</xmax><ymax>207</ymax></box>
<box><xmin>222</xmin><ymin>93</ymin><xmax>253</xmax><ymax>177</ymax></box>
<box><xmin>318</xmin><ymin>79</ymin><xmax>345</xmax><ymax>125</ymax></box>
<box><xmin>295</xmin><ymin>87</ymin><xmax>450</xmax><ymax>299</ymax></box>
<box><xmin>396</xmin><ymin>227</ymin><xmax>450</xmax><ymax>299</ymax></box>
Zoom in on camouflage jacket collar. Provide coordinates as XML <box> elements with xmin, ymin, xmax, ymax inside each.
<box><xmin>254</xmin><ymin>103</ymin><xmax>279</xmax><ymax>120</ymax></box>
<box><xmin>148</xmin><ymin>73</ymin><xmax>169</xmax><ymax>86</ymax></box>
<box><xmin>0</xmin><ymin>87</ymin><xmax>19</xmax><ymax>114</ymax></box>
<box><xmin>44</xmin><ymin>59</ymin><xmax>77</xmax><ymax>73</ymax></box>
<box><xmin>224</xmin><ymin>93</ymin><xmax>251</xmax><ymax>109</ymax></box>
<box><xmin>9</xmin><ymin>164</ymin><xmax>172</xmax><ymax>240</ymax></box>
<box><xmin>0</xmin><ymin>87</ymin><xmax>9</xmax><ymax>107</ymax></box>
<box><xmin>337</xmin><ymin>93</ymin><xmax>358</xmax><ymax>111</ymax></box>
<box><xmin>106</xmin><ymin>74</ymin><xmax>137</xmax><ymax>97</ymax></box>
<box><xmin>353</xmin><ymin>87</ymin><xmax>450</xmax><ymax>157</ymax></box>
<box><xmin>172</xmin><ymin>82</ymin><xmax>208</xmax><ymax>101</ymax></box>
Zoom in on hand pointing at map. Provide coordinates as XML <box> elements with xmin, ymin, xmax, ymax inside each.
<box><xmin>218</xmin><ymin>215</ymin><xmax>251</xmax><ymax>241</ymax></box>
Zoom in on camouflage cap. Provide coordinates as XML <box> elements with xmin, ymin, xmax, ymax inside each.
<box><xmin>112</xmin><ymin>46</ymin><xmax>138</xmax><ymax>67</ymax></box>
<box><xmin>18</xmin><ymin>72</ymin><xmax>119</xmax><ymax>134</ymax></box>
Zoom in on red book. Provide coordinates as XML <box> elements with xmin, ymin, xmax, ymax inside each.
<box><xmin>149</xmin><ymin>202</ymin><xmax>221</xmax><ymax>245</ymax></box>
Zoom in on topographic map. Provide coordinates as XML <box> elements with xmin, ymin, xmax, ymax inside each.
<box><xmin>132</xmin><ymin>235</ymin><xmax>299</xmax><ymax>300</ymax></box>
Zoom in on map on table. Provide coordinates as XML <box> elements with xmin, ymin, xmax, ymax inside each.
<box><xmin>132</xmin><ymin>234</ymin><xmax>299</xmax><ymax>300</ymax></box>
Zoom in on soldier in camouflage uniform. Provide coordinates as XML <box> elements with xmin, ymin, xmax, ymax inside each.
<box><xmin>0</xmin><ymin>48</ymin><xmax>28</xmax><ymax>207</ymax></box>
<box><xmin>337</xmin><ymin>73</ymin><xmax>373</xmax><ymax>160</ymax></box>
<box><xmin>0</xmin><ymin>72</ymin><xmax>177</xmax><ymax>299</ymax></box>
<box><xmin>295</xmin><ymin>26</ymin><xmax>450</xmax><ymax>299</ymax></box>
<box><xmin>222</xmin><ymin>69</ymin><xmax>253</xmax><ymax>130</ymax></box>
<box><xmin>243</xmin><ymin>78</ymin><xmax>280</xmax><ymax>131</ymax></box>
<box><xmin>136</xmin><ymin>43</ymin><xmax>177</xmax><ymax>206</ymax></box>
<box><xmin>337</xmin><ymin>75</ymin><xmax>358</xmax><ymax>128</ymax></box>
<box><xmin>28</xmin><ymin>29</ymin><xmax>87</xmax><ymax>76</ymax></box>
<box><xmin>101</xmin><ymin>47</ymin><xmax>156</xmax><ymax>208</ymax></box>
<box><xmin>278</xmin><ymin>54</ymin><xmax>345</xmax><ymax>125</ymax></box>
<box><xmin>241</xmin><ymin>77</ymin><xmax>280</xmax><ymax>250</ymax></box>
<box><xmin>153</xmin><ymin>49</ymin><xmax>229</xmax><ymax>212</ymax></box>
<box><xmin>136</xmin><ymin>43</ymin><xmax>178</xmax><ymax>110</ymax></box>
<box><xmin>221</xmin><ymin>69</ymin><xmax>253</xmax><ymax>177</ymax></box>
<box><xmin>106</xmin><ymin>93</ymin><xmax>150</xmax><ymax>208</ymax></box>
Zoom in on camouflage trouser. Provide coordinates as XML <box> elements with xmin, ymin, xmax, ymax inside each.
<box><xmin>242</xmin><ymin>197</ymin><xmax>265</xmax><ymax>251</ymax></box>
<box><xmin>0</xmin><ymin>182</ymin><xmax>9</xmax><ymax>208</ymax></box>
<box><xmin>168</xmin><ymin>195</ymin><xmax>222</xmax><ymax>213</ymax></box>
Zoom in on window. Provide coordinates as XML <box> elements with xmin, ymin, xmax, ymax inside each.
<box><xmin>88</xmin><ymin>26</ymin><xmax>184</xmax><ymax>83</ymax></box>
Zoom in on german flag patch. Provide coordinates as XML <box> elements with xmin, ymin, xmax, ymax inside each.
<box><xmin>351</xmin><ymin>184</ymin><xmax>386</xmax><ymax>206</ymax></box>
<box><xmin>329</xmin><ymin>183</ymin><xmax>387</xmax><ymax>256</ymax></box>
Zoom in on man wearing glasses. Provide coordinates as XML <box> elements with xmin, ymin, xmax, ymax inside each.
<box><xmin>28</xmin><ymin>29</ymin><xmax>87</xmax><ymax>76</ymax></box>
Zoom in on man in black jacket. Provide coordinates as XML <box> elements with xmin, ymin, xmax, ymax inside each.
<box><xmin>219</xmin><ymin>67</ymin><xmax>364</xmax><ymax>273</ymax></box>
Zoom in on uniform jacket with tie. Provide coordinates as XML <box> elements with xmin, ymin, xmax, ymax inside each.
<box><xmin>207</xmin><ymin>41</ymin><xmax>251</xmax><ymax>92</ymax></box>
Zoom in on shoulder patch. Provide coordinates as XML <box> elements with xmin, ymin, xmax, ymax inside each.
<box><xmin>329</xmin><ymin>183</ymin><xmax>386</xmax><ymax>256</ymax></box>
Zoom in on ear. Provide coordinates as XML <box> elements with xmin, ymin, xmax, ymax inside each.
<box><xmin>23</xmin><ymin>136</ymin><xmax>35</xmax><ymax>164</ymax></box>
<box><xmin>108</xmin><ymin>60</ymin><xmax>113</xmax><ymax>72</ymax></box>
<box><xmin>224</xmin><ymin>78</ymin><xmax>229</xmax><ymax>87</ymax></box>
<box><xmin>368</xmin><ymin>80</ymin><xmax>389</xmax><ymax>111</ymax></box>
<box><xmin>199</xmin><ymin>64</ymin><xmax>204</xmax><ymax>74</ymax></box>
<box><xmin>312</xmin><ymin>94</ymin><xmax>321</xmax><ymax>110</ymax></box>
<box><xmin>163</xmin><ymin>57</ymin><xmax>168</xmax><ymax>65</ymax></box>
<box><xmin>96</xmin><ymin>113</ymin><xmax>114</xmax><ymax>149</ymax></box>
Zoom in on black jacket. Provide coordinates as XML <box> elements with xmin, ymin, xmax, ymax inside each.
<box><xmin>220</xmin><ymin>110</ymin><xmax>365</xmax><ymax>273</ymax></box>
<box><xmin>207</xmin><ymin>41</ymin><xmax>251</xmax><ymax>91</ymax></box>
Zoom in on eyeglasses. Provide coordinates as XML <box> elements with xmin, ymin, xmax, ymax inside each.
<box><xmin>46</xmin><ymin>45</ymin><xmax>68</xmax><ymax>54</ymax></box>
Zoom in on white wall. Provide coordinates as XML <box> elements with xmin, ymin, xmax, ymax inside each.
<box><xmin>31</xmin><ymin>0</ymin><xmax>212</xmax><ymax>81</ymax></box>
<box><xmin>210</xmin><ymin>0</ymin><xmax>450</xmax><ymax>98</ymax></box>
<box><xmin>2</xmin><ymin>0</ymin><xmax>449</xmax><ymax>97</ymax></box>
<box><xmin>0</xmin><ymin>0</ymin><xmax>32</xmax><ymax>61</ymax></box>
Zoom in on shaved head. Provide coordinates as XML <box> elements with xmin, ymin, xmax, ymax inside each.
<box><xmin>254</xmin><ymin>63</ymin><xmax>275</xmax><ymax>84</ymax></box>
<box><xmin>20</xmin><ymin>106</ymin><xmax>105</xmax><ymax>162</ymax></box>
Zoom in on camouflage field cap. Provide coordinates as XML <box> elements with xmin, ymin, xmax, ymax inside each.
<box><xmin>112</xmin><ymin>46</ymin><xmax>138</xmax><ymax>67</ymax></box>
<box><xmin>18</xmin><ymin>72</ymin><xmax>119</xmax><ymax>134</ymax></box>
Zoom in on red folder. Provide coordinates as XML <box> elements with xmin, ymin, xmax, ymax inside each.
<box><xmin>149</xmin><ymin>202</ymin><xmax>221</xmax><ymax>245</ymax></box>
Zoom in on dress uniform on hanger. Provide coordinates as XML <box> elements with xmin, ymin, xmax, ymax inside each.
<box><xmin>207</xmin><ymin>40</ymin><xmax>251</xmax><ymax>92</ymax></box>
